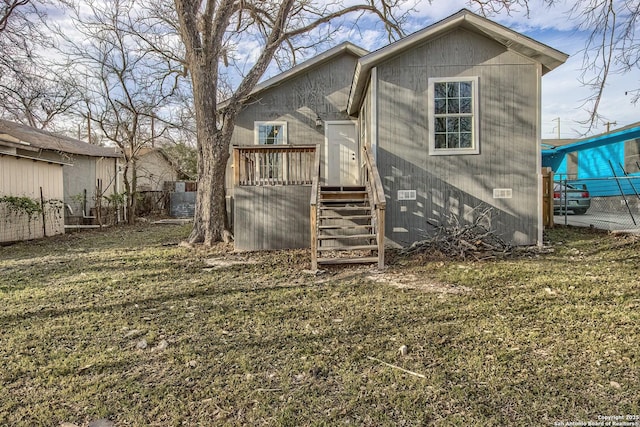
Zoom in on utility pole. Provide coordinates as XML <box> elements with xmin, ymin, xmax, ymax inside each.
<box><xmin>87</xmin><ymin>110</ymin><xmax>92</xmax><ymax>145</ymax></box>
<box><xmin>552</xmin><ymin>117</ymin><xmax>560</xmax><ymax>139</ymax></box>
<box><xmin>605</xmin><ymin>121</ymin><xmax>617</xmax><ymax>132</ymax></box>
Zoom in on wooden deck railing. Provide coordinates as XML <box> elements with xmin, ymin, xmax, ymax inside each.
<box><xmin>362</xmin><ymin>145</ymin><xmax>386</xmax><ymax>269</ymax></box>
<box><xmin>233</xmin><ymin>145</ymin><xmax>317</xmax><ymax>186</ymax></box>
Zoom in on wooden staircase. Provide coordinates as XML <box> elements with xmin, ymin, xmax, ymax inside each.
<box><xmin>310</xmin><ymin>145</ymin><xmax>386</xmax><ymax>270</ymax></box>
<box><xmin>315</xmin><ymin>185</ymin><xmax>380</xmax><ymax>266</ymax></box>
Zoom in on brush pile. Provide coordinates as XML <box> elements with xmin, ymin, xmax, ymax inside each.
<box><xmin>402</xmin><ymin>208</ymin><xmax>513</xmax><ymax>260</ymax></box>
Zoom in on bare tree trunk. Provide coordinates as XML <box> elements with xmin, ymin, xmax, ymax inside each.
<box><xmin>122</xmin><ymin>156</ymin><xmax>138</xmax><ymax>225</ymax></box>
<box><xmin>187</xmin><ymin>62</ymin><xmax>233</xmax><ymax>244</ymax></box>
<box><xmin>129</xmin><ymin>156</ymin><xmax>138</xmax><ymax>224</ymax></box>
<box><xmin>189</xmin><ymin>130</ymin><xmax>230</xmax><ymax>244</ymax></box>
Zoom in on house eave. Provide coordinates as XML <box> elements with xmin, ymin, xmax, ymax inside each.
<box><xmin>0</xmin><ymin>151</ymin><xmax>71</xmax><ymax>166</ymax></box>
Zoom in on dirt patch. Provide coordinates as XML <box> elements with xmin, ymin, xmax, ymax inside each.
<box><xmin>366</xmin><ymin>272</ymin><xmax>471</xmax><ymax>294</ymax></box>
<box><xmin>203</xmin><ymin>257</ymin><xmax>258</xmax><ymax>270</ymax></box>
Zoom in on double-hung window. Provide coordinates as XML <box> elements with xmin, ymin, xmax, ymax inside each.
<box><xmin>429</xmin><ymin>77</ymin><xmax>479</xmax><ymax>155</ymax></box>
<box><xmin>254</xmin><ymin>121</ymin><xmax>287</xmax><ymax>181</ymax></box>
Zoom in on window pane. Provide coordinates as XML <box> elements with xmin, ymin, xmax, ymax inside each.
<box><xmin>447</xmin><ymin>82</ymin><xmax>459</xmax><ymax>98</ymax></box>
<box><xmin>435</xmin><ymin>98</ymin><xmax>446</xmax><ymax>114</ymax></box>
<box><xmin>435</xmin><ymin>117</ymin><xmax>446</xmax><ymax>132</ymax></box>
<box><xmin>460</xmin><ymin>117</ymin><xmax>472</xmax><ymax>132</ymax></box>
<box><xmin>446</xmin><ymin>117</ymin><xmax>459</xmax><ymax>133</ymax></box>
<box><xmin>258</xmin><ymin>124</ymin><xmax>283</xmax><ymax>144</ymax></box>
<box><xmin>460</xmin><ymin>98</ymin><xmax>472</xmax><ymax>114</ymax></box>
<box><xmin>460</xmin><ymin>81</ymin><xmax>472</xmax><ymax>98</ymax></box>
<box><xmin>434</xmin><ymin>82</ymin><xmax>447</xmax><ymax>99</ymax></box>
<box><xmin>447</xmin><ymin>133</ymin><xmax>459</xmax><ymax>149</ymax></box>
<box><xmin>460</xmin><ymin>132</ymin><xmax>472</xmax><ymax>148</ymax></box>
<box><xmin>435</xmin><ymin>134</ymin><xmax>447</xmax><ymax>149</ymax></box>
<box><xmin>447</xmin><ymin>99</ymin><xmax>460</xmax><ymax>114</ymax></box>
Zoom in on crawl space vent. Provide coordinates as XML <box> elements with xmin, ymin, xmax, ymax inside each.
<box><xmin>397</xmin><ymin>190</ymin><xmax>416</xmax><ymax>201</ymax></box>
<box><xmin>493</xmin><ymin>188</ymin><xmax>513</xmax><ymax>199</ymax></box>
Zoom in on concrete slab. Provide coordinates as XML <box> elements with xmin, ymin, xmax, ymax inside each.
<box><xmin>553</xmin><ymin>210</ymin><xmax>640</xmax><ymax>233</ymax></box>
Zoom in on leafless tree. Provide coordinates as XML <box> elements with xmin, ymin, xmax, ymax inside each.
<box><xmin>0</xmin><ymin>60</ymin><xmax>78</xmax><ymax>129</ymax></box>
<box><xmin>0</xmin><ymin>0</ymin><xmax>78</xmax><ymax>129</ymax></box>
<box><xmin>0</xmin><ymin>0</ymin><xmax>32</xmax><ymax>33</ymax></box>
<box><xmin>471</xmin><ymin>0</ymin><xmax>640</xmax><ymax>132</ymax></box>
<box><xmin>59</xmin><ymin>0</ymin><xmax>184</xmax><ymax>223</ymax></box>
<box><xmin>566</xmin><ymin>0</ymin><xmax>640</xmax><ymax>131</ymax></box>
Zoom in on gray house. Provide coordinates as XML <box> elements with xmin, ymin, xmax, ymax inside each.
<box><xmin>229</xmin><ymin>9</ymin><xmax>568</xmax><ymax>268</ymax></box>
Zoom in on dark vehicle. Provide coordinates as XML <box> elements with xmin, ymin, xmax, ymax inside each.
<box><xmin>554</xmin><ymin>182</ymin><xmax>591</xmax><ymax>215</ymax></box>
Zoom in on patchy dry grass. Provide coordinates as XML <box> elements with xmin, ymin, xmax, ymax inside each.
<box><xmin>0</xmin><ymin>225</ymin><xmax>639</xmax><ymax>426</ymax></box>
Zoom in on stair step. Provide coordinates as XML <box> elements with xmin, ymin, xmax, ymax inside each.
<box><xmin>317</xmin><ymin>256</ymin><xmax>379</xmax><ymax>265</ymax></box>
<box><xmin>320</xmin><ymin>198</ymin><xmax>369</xmax><ymax>204</ymax></box>
<box><xmin>319</xmin><ymin>224</ymin><xmax>372</xmax><ymax>230</ymax></box>
<box><xmin>318</xmin><ymin>233</ymin><xmax>376</xmax><ymax>240</ymax></box>
<box><xmin>319</xmin><ymin>214</ymin><xmax>372</xmax><ymax>220</ymax></box>
<box><xmin>320</xmin><ymin>190</ymin><xmax>368</xmax><ymax>196</ymax></box>
<box><xmin>319</xmin><ymin>206</ymin><xmax>371</xmax><ymax>211</ymax></box>
<box><xmin>321</xmin><ymin>186</ymin><xmax>366</xmax><ymax>192</ymax></box>
<box><xmin>317</xmin><ymin>244</ymin><xmax>377</xmax><ymax>252</ymax></box>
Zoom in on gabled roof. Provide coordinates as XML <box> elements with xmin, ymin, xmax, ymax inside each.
<box><xmin>0</xmin><ymin>119</ymin><xmax>121</xmax><ymax>158</ymax></box>
<box><xmin>219</xmin><ymin>41</ymin><xmax>368</xmax><ymax>108</ymax></box>
<box><xmin>347</xmin><ymin>9</ymin><xmax>569</xmax><ymax>114</ymax></box>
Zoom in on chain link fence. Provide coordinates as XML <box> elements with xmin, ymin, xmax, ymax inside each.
<box><xmin>553</xmin><ymin>175</ymin><xmax>640</xmax><ymax>232</ymax></box>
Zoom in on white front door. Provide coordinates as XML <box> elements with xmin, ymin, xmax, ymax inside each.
<box><xmin>325</xmin><ymin>121</ymin><xmax>359</xmax><ymax>186</ymax></box>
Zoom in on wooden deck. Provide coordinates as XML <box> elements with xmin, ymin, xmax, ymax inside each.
<box><xmin>232</xmin><ymin>144</ymin><xmax>386</xmax><ymax>269</ymax></box>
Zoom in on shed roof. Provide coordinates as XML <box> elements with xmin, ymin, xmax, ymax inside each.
<box><xmin>541</xmin><ymin>122</ymin><xmax>640</xmax><ymax>171</ymax></box>
<box><xmin>347</xmin><ymin>9</ymin><xmax>569</xmax><ymax>114</ymax></box>
<box><xmin>0</xmin><ymin>119</ymin><xmax>121</xmax><ymax>158</ymax></box>
<box><xmin>542</xmin><ymin>121</ymin><xmax>640</xmax><ymax>156</ymax></box>
<box><xmin>219</xmin><ymin>42</ymin><xmax>368</xmax><ymax>108</ymax></box>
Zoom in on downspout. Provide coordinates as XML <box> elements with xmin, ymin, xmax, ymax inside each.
<box><xmin>536</xmin><ymin>63</ymin><xmax>543</xmax><ymax>247</ymax></box>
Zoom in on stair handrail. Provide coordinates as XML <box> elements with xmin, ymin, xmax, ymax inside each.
<box><xmin>363</xmin><ymin>145</ymin><xmax>386</xmax><ymax>269</ymax></box>
<box><xmin>310</xmin><ymin>143</ymin><xmax>322</xmax><ymax>207</ymax></box>
<box><xmin>363</xmin><ymin>145</ymin><xmax>386</xmax><ymax>210</ymax></box>
<box><xmin>310</xmin><ymin>143</ymin><xmax>322</xmax><ymax>270</ymax></box>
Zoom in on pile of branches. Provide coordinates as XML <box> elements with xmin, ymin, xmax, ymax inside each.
<box><xmin>402</xmin><ymin>207</ymin><xmax>513</xmax><ymax>260</ymax></box>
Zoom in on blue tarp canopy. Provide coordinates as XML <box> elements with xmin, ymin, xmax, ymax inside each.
<box><xmin>542</xmin><ymin>125</ymin><xmax>640</xmax><ymax>171</ymax></box>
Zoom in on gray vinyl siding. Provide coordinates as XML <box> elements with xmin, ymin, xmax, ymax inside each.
<box><xmin>234</xmin><ymin>186</ymin><xmax>311</xmax><ymax>251</ymax></box>
<box><xmin>232</xmin><ymin>53</ymin><xmax>357</xmax><ymax>145</ymax></box>
<box><xmin>375</xmin><ymin>28</ymin><xmax>540</xmax><ymax>246</ymax></box>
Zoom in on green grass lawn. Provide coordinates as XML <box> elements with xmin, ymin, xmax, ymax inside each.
<box><xmin>1</xmin><ymin>224</ymin><xmax>638</xmax><ymax>426</ymax></box>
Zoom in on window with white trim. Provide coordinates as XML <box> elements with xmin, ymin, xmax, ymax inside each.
<box><xmin>254</xmin><ymin>121</ymin><xmax>287</xmax><ymax>145</ymax></box>
<box><xmin>254</xmin><ymin>121</ymin><xmax>287</xmax><ymax>180</ymax></box>
<box><xmin>429</xmin><ymin>77</ymin><xmax>479</xmax><ymax>155</ymax></box>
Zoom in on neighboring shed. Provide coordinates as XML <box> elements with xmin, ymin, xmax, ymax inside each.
<box><xmin>0</xmin><ymin>120</ymin><xmax>122</xmax><ymax>224</ymax></box>
<box><xmin>0</xmin><ymin>134</ymin><xmax>65</xmax><ymax>242</ymax></box>
<box><xmin>542</xmin><ymin>122</ymin><xmax>640</xmax><ymax>196</ymax></box>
